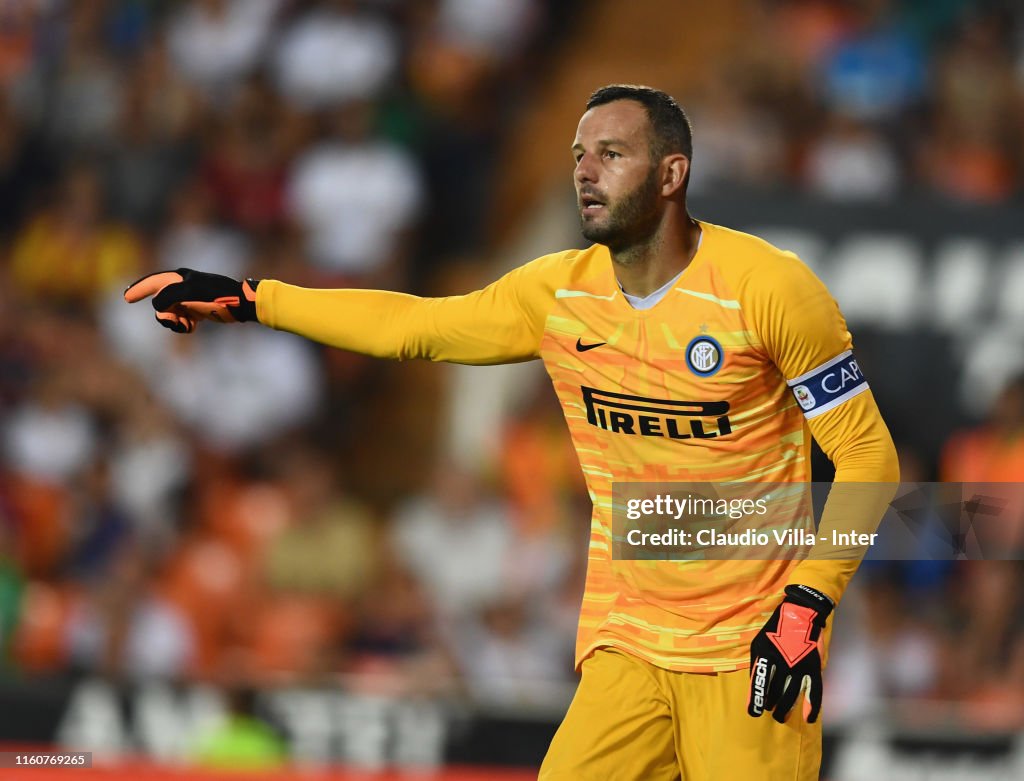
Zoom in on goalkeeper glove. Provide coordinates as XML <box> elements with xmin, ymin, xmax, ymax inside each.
<box><xmin>123</xmin><ymin>268</ymin><xmax>260</xmax><ymax>333</ymax></box>
<box><xmin>747</xmin><ymin>583</ymin><xmax>833</xmax><ymax>724</ymax></box>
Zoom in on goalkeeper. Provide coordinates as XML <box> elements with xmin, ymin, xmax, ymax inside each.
<box><xmin>126</xmin><ymin>85</ymin><xmax>898</xmax><ymax>781</ymax></box>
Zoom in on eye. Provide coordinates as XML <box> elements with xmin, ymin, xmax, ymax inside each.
<box><xmin>604</xmin><ymin>150</ymin><xmax>621</xmax><ymax>160</ymax></box>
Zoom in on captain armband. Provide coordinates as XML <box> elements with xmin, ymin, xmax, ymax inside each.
<box><xmin>787</xmin><ymin>350</ymin><xmax>869</xmax><ymax>419</ymax></box>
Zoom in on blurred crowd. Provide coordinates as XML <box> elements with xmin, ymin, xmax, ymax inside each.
<box><xmin>0</xmin><ymin>0</ymin><xmax>1022</xmax><ymax>736</ymax></box>
<box><xmin>823</xmin><ymin>374</ymin><xmax>1024</xmax><ymax>730</ymax></box>
<box><xmin>689</xmin><ymin>0</ymin><xmax>1024</xmax><ymax>203</ymax></box>
<box><xmin>0</xmin><ymin>0</ymin><xmax>586</xmax><ymax>706</ymax></box>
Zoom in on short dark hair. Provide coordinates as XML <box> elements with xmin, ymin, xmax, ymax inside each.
<box><xmin>586</xmin><ymin>84</ymin><xmax>693</xmax><ymax>164</ymax></box>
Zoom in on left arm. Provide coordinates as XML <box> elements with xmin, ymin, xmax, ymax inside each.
<box><xmin>747</xmin><ymin>252</ymin><xmax>898</xmax><ymax>604</ymax></box>
<box><xmin>743</xmin><ymin>250</ymin><xmax>898</xmax><ymax>723</ymax></box>
<box><xmin>795</xmin><ymin>391</ymin><xmax>899</xmax><ymax>599</ymax></box>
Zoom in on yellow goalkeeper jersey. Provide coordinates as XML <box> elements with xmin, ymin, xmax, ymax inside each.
<box><xmin>257</xmin><ymin>220</ymin><xmax>898</xmax><ymax>672</ymax></box>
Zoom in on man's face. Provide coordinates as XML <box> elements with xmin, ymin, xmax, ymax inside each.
<box><xmin>572</xmin><ymin>100</ymin><xmax>662</xmax><ymax>253</ymax></box>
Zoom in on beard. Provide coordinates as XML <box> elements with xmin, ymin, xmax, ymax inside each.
<box><xmin>580</xmin><ymin>166</ymin><xmax>662</xmax><ymax>254</ymax></box>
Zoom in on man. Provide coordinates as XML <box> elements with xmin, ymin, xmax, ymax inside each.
<box><xmin>126</xmin><ymin>85</ymin><xmax>898</xmax><ymax>780</ymax></box>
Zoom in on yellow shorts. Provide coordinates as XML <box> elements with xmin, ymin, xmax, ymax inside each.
<box><xmin>539</xmin><ymin>648</ymin><xmax>822</xmax><ymax>781</ymax></box>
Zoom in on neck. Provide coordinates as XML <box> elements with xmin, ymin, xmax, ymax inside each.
<box><xmin>612</xmin><ymin>211</ymin><xmax>701</xmax><ymax>298</ymax></box>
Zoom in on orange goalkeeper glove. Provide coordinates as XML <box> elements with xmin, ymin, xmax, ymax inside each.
<box><xmin>124</xmin><ymin>268</ymin><xmax>260</xmax><ymax>333</ymax></box>
<box><xmin>747</xmin><ymin>584</ymin><xmax>833</xmax><ymax>724</ymax></box>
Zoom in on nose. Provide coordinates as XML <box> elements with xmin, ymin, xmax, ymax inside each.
<box><xmin>575</xmin><ymin>152</ymin><xmax>597</xmax><ymax>186</ymax></box>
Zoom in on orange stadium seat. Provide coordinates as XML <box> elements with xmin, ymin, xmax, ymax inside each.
<box><xmin>11</xmin><ymin>581</ymin><xmax>76</xmax><ymax>672</ymax></box>
<box><xmin>245</xmin><ymin>595</ymin><xmax>347</xmax><ymax>680</ymax></box>
<box><xmin>5</xmin><ymin>476</ymin><xmax>71</xmax><ymax>579</ymax></box>
<box><xmin>197</xmin><ymin>481</ymin><xmax>291</xmax><ymax>571</ymax></box>
<box><xmin>159</xmin><ymin>536</ymin><xmax>248</xmax><ymax>678</ymax></box>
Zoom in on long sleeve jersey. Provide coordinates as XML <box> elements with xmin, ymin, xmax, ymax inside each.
<box><xmin>256</xmin><ymin>220</ymin><xmax>899</xmax><ymax>672</ymax></box>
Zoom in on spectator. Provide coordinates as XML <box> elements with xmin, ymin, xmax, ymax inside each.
<box><xmin>816</xmin><ymin>0</ymin><xmax>927</xmax><ymax>122</ymax></box>
<box><xmin>451</xmin><ymin>595</ymin><xmax>572</xmax><ymax>706</ymax></box>
<box><xmin>941</xmin><ymin>375</ymin><xmax>1024</xmax><ymax>558</ymax></box>
<box><xmin>199</xmin><ymin>78</ymin><xmax>293</xmax><ymax>233</ymax></box>
<box><xmin>103</xmin><ymin>95</ymin><xmax>193</xmax><ymax>230</ymax></box>
<box><xmin>433</xmin><ymin>0</ymin><xmax>540</xmax><ymax>62</ymax></box>
<box><xmin>167</xmin><ymin>0</ymin><xmax>281</xmax><ymax>101</ymax></box>
<box><xmin>272</xmin><ymin>0</ymin><xmax>398</xmax><ymax>110</ymax></box>
<box><xmin>941</xmin><ymin>375</ymin><xmax>1024</xmax><ymax>483</ymax></box>
<box><xmin>12</xmin><ymin>3</ymin><xmax>124</xmax><ymax>151</ymax></box>
<box><xmin>147</xmin><ymin>325</ymin><xmax>323</xmax><ymax>452</ymax></box>
<box><xmin>157</xmin><ymin>181</ymin><xmax>249</xmax><ymax>280</ymax></box>
<box><xmin>804</xmin><ymin>114</ymin><xmax>901</xmax><ymax>199</ymax></box>
<box><xmin>9</xmin><ymin>164</ymin><xmax>143</xmax><ymax>308</ymax></box>
<box><xmin>344</xmin><ymin>558</ymin><xmax>454</xmax><ymax>695</ymax></box>
<box><xmin>0</xmin><ymin>95</ymin><xmax>52</xmax><ymax>239</ymax></box>
<box><xmin>917</xmin><ymin>12</ymin><xmax>1019</xmax><ymax>203</ymax></box>
<box><xmin>131</xmin><ymin>37</ymin><xmax>203</xmax><ymax>145</ymax></box>
<box><xmin>933</xmin><ymin>12</ymin><xmax>1017</xmax><ymax>144</ymax></box>
<box><xmin>686</xmin><ymin>75</ymin><xmax>786</xmax><ymax>192</ymax></box>
<box><xmin>390</xmin><ymin>463</ymin><xmax>513</xmax><ymax>621</ymax></box>
<box><xmin>108</xmin><ymin>395</ymin><xmax>192</xmax><ymax>540</ymax></box>
<box><xmin>65</xmin><ymin>541</ymin><xmax>195</xmax><ymax>680</ymax></box>
<box><xmin>286</xmin><ymin>100</ymin><xmax>423</xmax><ymax>281</ymax></box>
<box><xmin>764</xmin><ymin>0</ymin><xmax>854</xmax><ymax>71</ymax></box>
<box><xmin>496</xmin><ymin>381</ymin><xmax>582</xmax><ymax>600</ymax></box>
<box><xmin>825</xmin><ymin>577</ymin><xmax>941</xmax><ymax>723</ymax></box>
<box><xmin>63</xmin><ymin>458</ymin><xmax>134</xmax><ymax>582</ymax></box>
<box><xmin>498</xmin><ymin>380</ymin><xmax>584</xmax><ymax>535</ymax></box>
<box><xmin>916</xmin><ymin>117</ymin><xmax>1017</xmax><ymax>204</ymax></box>
<box><xmin>192</xmin><ymin>687</ymin><xmax>287</xmax><ymax>769</ymax></box>
<box><xmin>940</xmin><ymin>563</ymin><xmax>1024</xmax><ymax>729</ymax></box>
<box><xmin>264</xmin><ymin>449</ymin><xmax>379</xmax><ymax>600</ymax></box>
<box><xmin>4</xmin><ymin>372</ymin><xmax>97</xmax><ymax>486</ymax></box>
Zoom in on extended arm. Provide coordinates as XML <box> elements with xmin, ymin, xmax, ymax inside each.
<box><xmin>125</xmin><ymin>257</ymin><xmax>566</xmax><ymax>366</ymax></box>
<box><xmin>256</xmin><ymin>279</ymin><xmax>542</xmax><ymax>365</ymax></box>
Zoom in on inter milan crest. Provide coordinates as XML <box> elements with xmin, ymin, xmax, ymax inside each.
<box><xmin>685</xmin><ymin>335</ymin><xmax>723</xmax><ymax>377</ymax></box>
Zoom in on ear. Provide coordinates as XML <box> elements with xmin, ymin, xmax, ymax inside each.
<box><xmin>661</xmin><ymin>154</ymin><xmax>689</xmax><ymax>198</ymax></box>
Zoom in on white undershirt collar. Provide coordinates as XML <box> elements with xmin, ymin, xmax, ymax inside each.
<box><xmin>618</xmin><ymin>232</ymin><xmax>703</xmax><ymax>311</ymax></box>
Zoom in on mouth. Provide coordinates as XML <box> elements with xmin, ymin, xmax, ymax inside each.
<box><xmin>579</xmin><ymin>192</ymin><xmax>606</xmax><ymax>217</ymax></box>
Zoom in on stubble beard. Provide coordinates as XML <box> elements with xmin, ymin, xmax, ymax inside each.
<box><xmin>580</xmin><ymin>165</ymin><xmax>662</xmax><ymax>258</ymax></box>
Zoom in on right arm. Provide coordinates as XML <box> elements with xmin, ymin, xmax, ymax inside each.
<box><xmin>125</xmin><ymin>252</ymin><xmax>574</xmax><ymax>363</ymax></box>
<box><xmin>256</xmin><ymin>256</ymin><xmax>563</xmax><ymax>365</ymax></box>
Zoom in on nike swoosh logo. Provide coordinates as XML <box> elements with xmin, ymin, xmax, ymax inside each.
<box><xmin>575</xmin><ymin>338</ymin><xmax>606</xmax><ymax>352</ymax></box>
